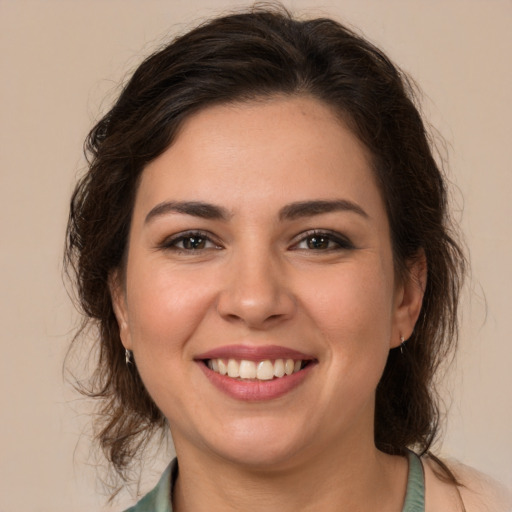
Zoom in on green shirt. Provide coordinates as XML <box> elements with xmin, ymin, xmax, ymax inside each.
<box><xmin>124</xmin><ymin>451</ymin><xmax>425</xmax><ymax>512</ymax></box>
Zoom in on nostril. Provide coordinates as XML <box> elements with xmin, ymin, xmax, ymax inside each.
<box><xmin>266</xmin><ymin>313</ymin><xmax>286</xmax><ymax>322</ymax></box>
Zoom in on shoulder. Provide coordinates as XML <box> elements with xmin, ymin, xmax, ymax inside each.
<box><xmin>454</xmin><ymin>462</ymin><xmax>512</xmax><ymax>512</ymax></box>
<box><xmin>423</xmin><ymin>455</ymin><xmax>512</xmax><ymax>512</ymax></box>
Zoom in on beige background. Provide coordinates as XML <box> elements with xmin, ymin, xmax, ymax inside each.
<box><xmin>1</xmin><ymin>0</ymin><xmax>511</xmax><ymax>510</ymax></box>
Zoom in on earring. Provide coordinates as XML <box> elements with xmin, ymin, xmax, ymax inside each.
<box><xmin>399</xmin><ymin>335</ymin><xmax>406</xmax><ymax>355</ymax></box>
<box><xmin>125</xmin><ymin>348</ymin><xmax>133</xmax><ymax>365</ymax></box>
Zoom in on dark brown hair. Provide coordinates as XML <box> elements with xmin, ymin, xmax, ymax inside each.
<box><xmin>66</xmin><ymin>4</ymin><xmax>465</xmax><ymax>488</ymax></box>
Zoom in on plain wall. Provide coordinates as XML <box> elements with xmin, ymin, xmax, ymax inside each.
<box><xmin>1</xmin><ymin>0</ymin><xmax>510</xmax><ymax>510</ymax></box>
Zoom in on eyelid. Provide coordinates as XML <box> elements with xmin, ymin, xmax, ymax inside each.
<box><xmin>156</xmin><ymin>228</ymin><xmax>353</xmax><ymax>252</ymax></box>
<box><xmin>158</xmin><ymin>230</ymin><xmax>223</xmax><ymax>251</ymax></box>
<box><xmin>290</xmin><ymin>229</ymin><xmax>355</xmax><ymax>251</ymax></box>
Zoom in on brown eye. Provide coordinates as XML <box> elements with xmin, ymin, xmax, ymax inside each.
<box><xmin>292</xmin><ymin>230</ymin><xmax>354</xmax><ymax>252</ymax></box>
<box><xmin>182</xmin><ymin>236</ymin><xmax>207</xmax><ymax>250</ymax></box>
<box><xmin>161</xmin><ymin>231</ymin><xmax>222</xmax><ymax>252</ymax></box>
<box><xmin>306</xmin><ymin>235</ymin><xmax>331</xmax><ymax>250</ymax></box>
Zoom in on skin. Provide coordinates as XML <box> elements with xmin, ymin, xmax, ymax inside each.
<box><xmin>424</xmin><ymin>457</ymin><xmax>512</xmax><ymax>512</ymax></box>
<box><xmin>111</xmin><ymin>96</ymin><xmax>429</xmax><ymax>511</ymax></box>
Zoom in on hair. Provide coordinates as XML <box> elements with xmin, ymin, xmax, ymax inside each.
<box><xmin>65</xmin><ymin>3</ymin><xmax>465</xmax><ymax>491</ymax></box>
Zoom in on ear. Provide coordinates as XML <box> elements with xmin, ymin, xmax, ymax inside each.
<box><xmin>108</xmin><ymin>269</ymin><xmax>133</xmax><ymax>350</ymax></box>
<box><xmin>390</xmin><ymin>250</ymin><xmax>427</xmax><ymax>348</ymax></box>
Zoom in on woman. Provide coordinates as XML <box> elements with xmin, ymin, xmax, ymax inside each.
<box><xmin>65</xmin><ymin>6</ymin><xmax>511</xmax><ymax>512</ymax></box>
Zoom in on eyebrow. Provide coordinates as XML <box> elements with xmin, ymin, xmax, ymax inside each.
<box><xmin>278</xmin><ymin>199</ymin><xmax>368</xmax><ymax>220</ymax></box>
<box><xmin>144</xmin><ymin>198</ymin><xmax>368</xmax><ymax>224</ymax></box>
<box><xmin>145</xmin><ymin>201</ymin><xmax>231</xmax><ymax>224</ymax></box>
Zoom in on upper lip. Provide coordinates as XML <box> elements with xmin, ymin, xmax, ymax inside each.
<box><xmin>195</xmin><ymin>344</ymin><xmax>315</xmax><ymax>361</ymax></box>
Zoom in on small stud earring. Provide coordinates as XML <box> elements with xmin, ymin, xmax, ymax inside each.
<box><xmin>125</xmin><ymin>348</ymin><xmax>133</xmax><ymax>365</ymax></box>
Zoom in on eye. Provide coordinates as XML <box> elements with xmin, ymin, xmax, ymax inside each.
<box><xmin>292</xmin><ymin>230</ymin><xmax>354</xmax><ymax>251</ymax></box>
<box><xmin>160</xmin><ymin>231</ymin><xmax>222</xmax><ymax>252</ymax></box>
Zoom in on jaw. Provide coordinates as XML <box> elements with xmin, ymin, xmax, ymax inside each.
<box><xmin>169</xmin><ymin>365</ymin><xmax>377</xmax><ymax>474</ymax></box>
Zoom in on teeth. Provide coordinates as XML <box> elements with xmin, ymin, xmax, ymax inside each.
<box><xmin>218</xmin><ymin>359</ymin><xmax>227</xmax><ymax>375</ymax></box>
<box><xmin>227</xmin><ymin>359</ymin><xmax>239</xmax><ymax>378</ymax></box>
<box><xmin>257</xmin><ymin>360</ymin><xmax>274</xmax><ymax>380</ymax></box>
<box><xmin>273</xmin><ymin>359</ymin><xmax>285</xmax><ymax>378</ymax></box>
<box><xmin>239</xmin><ymin>360</ymin><xmax>257</xmax><ymax>379</ymax></box>
<box><xmin>207</xmin><ymin>357</ymin><xmax>306</xmax><ymax>381</ymax></box>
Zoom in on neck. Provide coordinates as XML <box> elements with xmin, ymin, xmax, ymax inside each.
<box><xmin>172</xmin><ymin>435</ymin><xmax>408</xmax><ymax>512</ymax></box>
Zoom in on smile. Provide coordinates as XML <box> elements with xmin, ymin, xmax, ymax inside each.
<box><xmin>206</xmin><ymin>358</ymin><xmax>306</xmax><ymax>380</ymax></box>
<box><xmin>195</xmin><ymin>345</ymin><xmax>317</xmax><ymax>401</ymax></box>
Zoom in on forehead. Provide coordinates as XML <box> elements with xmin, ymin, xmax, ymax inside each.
<box><xmin>134</xmin><ymin>96</ymin><xmax>385</xmax><ymax>222</ymax></box>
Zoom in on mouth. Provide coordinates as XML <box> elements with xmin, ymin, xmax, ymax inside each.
<box><xmin>203</xmin><ymin>358</ymin><xmax>311</xmax><ymax>381</ymax></box>
<box><xmin>195</xmin><ymin>345</ymin><xmax>317</xmax><ymax>401</ymax></box>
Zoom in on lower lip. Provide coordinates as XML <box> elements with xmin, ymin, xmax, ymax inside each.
<box><xmin>197</xmin><ymin>362</ymin><xmax>315</xmax><ymax>401</ymax></box>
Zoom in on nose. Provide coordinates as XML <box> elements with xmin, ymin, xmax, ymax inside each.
<box><xmin>216</xmin><ymin>249</ymin><xmax>296</xmax><ymax>329</ymax></box>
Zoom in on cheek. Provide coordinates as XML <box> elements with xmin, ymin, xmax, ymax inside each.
<box><xmin>301</xmin><ymin>260</ymin><xmax>395</xmax><ymax>382</ymax></box>
<box><xmin>304</xmin><ymin>261</ymin><xmax>394</xmax><ymax>337</ymax></box>
<box><xmin>124</xmin><ymin>266</ymin><xmax>218</xmax><ymax>416</ymax></box>
<box><xmin>125</xmin><ymin>264</ymin><xmax>216</xmax><ymax>359</ymax></box>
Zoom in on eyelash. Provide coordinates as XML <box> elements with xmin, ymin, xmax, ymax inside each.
<box><xmin>291</xmin><ymin>230</ymin><xmax>355</xmax><ymax>252</ymax></box>
<box><xmin>159</xmin><ymin>229</ymin><xmax>354</xmax><ymax>253</ymax></box>
<box><xmin>159</xmin><ymin>230</ymin><xmax>222</xmax><ymax>252</ymax></box>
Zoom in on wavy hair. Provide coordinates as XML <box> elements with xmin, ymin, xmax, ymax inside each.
<box><xmin>65</xmin><ymin>4</ymin><xmax>465</xmax><ymax>491</ymax></box>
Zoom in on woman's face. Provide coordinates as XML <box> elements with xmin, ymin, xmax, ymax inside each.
<box><xmin>112</xmin><ymin>96</ymin><xmax>423</xmax><ymax>468</ymax></box>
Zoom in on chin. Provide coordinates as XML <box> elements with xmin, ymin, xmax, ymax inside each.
<box><xmin>210</xmin><ymin>441</ymin><xmax>304</xmax><ymax>470</ymax></box>
<box><xmin>199</xmin><ymin>415</ymin><xmax>315</xmax><ymax>470</ymax></box>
